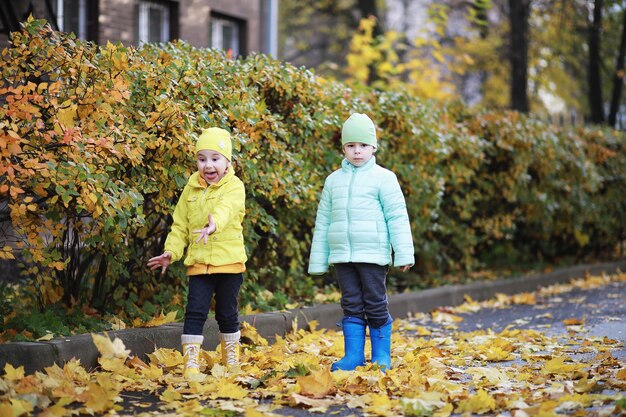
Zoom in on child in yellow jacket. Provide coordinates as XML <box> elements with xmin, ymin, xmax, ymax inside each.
<box><xmin>147</xmin><ymin>127</ymin><xmax>246</xmax><ymax>378</ymax></box>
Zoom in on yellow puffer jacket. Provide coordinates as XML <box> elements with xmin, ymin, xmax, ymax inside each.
<box><xmin>164</xmin><ymin>170</ymin><xmax>247</xmax><ymax>267</ymax></box>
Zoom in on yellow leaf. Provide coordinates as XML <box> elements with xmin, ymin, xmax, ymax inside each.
<box><xmin>365</xmin><ymin>393</ymin><xmax>397</xmax><ymax>417</ymax></box>
<box><xmin>140</xmin><ymin>365</ymin><xmax>163</xmax><ymax>379</ymax></box>
<box><xmin>147</xmin><ymin>348</ymin><xmax>182</xmax><ymax>368</ymax></box>
<box><xmin>99</xmin><ymin>357</ymin><xmax>127</xmax><ymax>372</ymax></box>
<box><xmin>241</xmin><ymin>321</ymin><xmax>268</xmax><ymax>346</ymax></box>
<box><xmin>112</xmin><ymin>51</ymin><xmax>129</xmax><ymax>70</ymax></box>
<box><xmin>244</xmin><ymin>409</ymin><xmax>274</xmax><ymax>417</ymax></box>
<box><xmin>84</xmin><ymin>380</ymin><xmax>117</xmax><ymax>413</ymax></box>
<box><xmin>37</xmin><ymin>398</ymin><xmax>72</xmax><ymax>417</ymax></box>
<box><xmin>432</xmin><ymin>311</ymin><xmax>463</xmax><ymax>323</ymax></box>
<box><xmin>36</xmin><ymin>332</ymin><xmax>55</xmax><ymax>341</ymax></box>
<box><xmin>432</xmin><ymin>50</ymin><xmax>446</xmax><ymax>63</ymax></box>
<box><xmin>0</xmin><ymin>402</ymin><xmax>11</xmax><ymax>417</ymax></box>
<box><xmin>289</xmin><ymin>393</ymin><xmax>335</xmax><ymax>412</ymax></box>
<box><xmin>143</xmin><ymin>311</ymin><xmax>178</xmax><ymax>327</ymax></box>
<box><xmin>91</xmin><ymin>333</ymin><xmax>130</xmax><ymax>360</ymax></box>
<box><xmin>297</xmin><ymin>367</ymin><xmax>335</xmax><ymax>398</ymax></box>
<box><xmin>455</xmin><ymin>389</ymin><xmax>496</xmax><ymax>414</ymax></box>
<box><xmin>7</xmin><ymin>399</ymin><xmax>34</xmax><ymax>417</ymax></box>
<box><xmin>3</xmin><ymin>363</ymin><xmax>24</xmax><ymax>381</ymax></box>
<box><xmin>57</xmin><ymin>103</ymin><xmax>77</xmax><ymax>128</ymax></box>
<box><xmin>212</xmin><ymin>381</ymin><xmax>248</xmax><ymax>400</ymax></box>
<box><xmin>541</xmin><ymin>356</ymin><xmax>586</xmax><ymax>377</ymax></box>
<box><xmin>159</xmin><ymin>387</ymin><xmax>182</xmax><ymax>402</ymax></box>
<box><xmin>401</xmin><ymin>392</ymin><xmax>447</xmax><ymax>416</ymax></box>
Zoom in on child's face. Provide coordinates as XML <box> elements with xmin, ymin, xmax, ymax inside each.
<box><xmin>343</xmin><ymin>142</ymin><xmax>375</xmax><ymax>167</ymax></box>
<box><xmin>196</xmin><ymin>150</ymin><xmax>231</xmax><ymax>185</ymax></box>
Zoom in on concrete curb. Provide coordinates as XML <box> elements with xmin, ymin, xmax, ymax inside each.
<box><xmin>2</xmin><ymin>259</ymin><xmax>624</xmax><ymax>374</ymax></box>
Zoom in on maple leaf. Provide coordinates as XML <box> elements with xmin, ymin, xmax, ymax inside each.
<box><xmin>455</xmin><ymin>389</ymin><xmax>496</xmax><ymax>414</ymax></box>
<box><xmin>400</xmin><ymin>391</ymin><xmax>447</xmax><ymax>416</ymax></box>
<box><xmin>432</xmin><ymin>311</ymin><xmax>463</xmax><ymax>324</ymax></box>
<box><xmin>365</xmin><ymin>393</ymin><xmax>398</xmax><ymax>417</ymax></box>
<box><xmin>241</xmin><ymin>321</ymin><xmax>269</xmax><ymax>346</ymax></box>
<box><xmin>143</xmin><ymin>310</ymin><xmax>178</xmax><ymax>327</ymax></box>
<box><xmin>140</xmin><ymin>365</ymin><xmax>163</xmax><ymax>379</ymax></box>
<box><xmin>147</xmin><ymin>348</ymin><xmax>182</xmax><ymax>368</ymax></box>
<box><xmin>296</xmin><ymin>367</ymin><xmax>336</xmax><ymax>398</ymax></box>
<box><xmin>289</xmin><ymin>392</ymin><xmax>335</xmax><ymax>411</ymax></box>
<box><xmin>83</xmin><ymin>374</ymin><xmax>121</xmax><ymax>413</ymax></box>
<box><xmin>0</xmin><ymin>398</ymin><xmax>34</xmax><ymax>416</ymax></box>
<box><xmin>37</xmin><ymin>397</ymin><xmax>72</xmax><ymax>417</ymax></box>
<box><xmin>159</xmin><ymin>387</ymin><xmax>182</xmax><ymax>402</ymax></box>
<box><xmin>211</xmin><ymin>381</ymin><xmax>248</xmax><ymax>400</ymax></box>
<box><xmin>466</xmin><ymin>367</ymin><xmax>511</xmax><ymax>387</ymax></box>
<box><xmin>541</xmin><ymin>357</ymin><xmax>587</xmax><ymax>378</ymax></box>
<box><xmin>91</xmin><ymin>333</ymin><xmax>130</xmax><ymax>360</ymax></box>
<box><xmin>245</xmin><ymin>408</ymin><xmax>284</xmax><ymax>417</ymax></box>
<box><xmin>2</xmin><ymin>364</ymin><xmax>25</xmax><ymax>381</ymax></box>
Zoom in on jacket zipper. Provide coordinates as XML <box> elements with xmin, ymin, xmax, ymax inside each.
<box><xmin>347</xmin><ymin>167</ymin><xmax>356</xmax><ymax>259</ymax></box>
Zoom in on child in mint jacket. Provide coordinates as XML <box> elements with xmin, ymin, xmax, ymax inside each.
<box><xmin>309</xmin><ymin>113</ymin><xmax>414</xmax><ymax>372</ymax></box>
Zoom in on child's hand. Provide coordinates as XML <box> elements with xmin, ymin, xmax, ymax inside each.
<box><xmin>194</xmin><ymin>214</ymin><xmax>216</xmax><ymax>244</ymax></box>
<box><xmin>400</xmin><ymin>265</ymin><xmax>411</xmax><ymax>272</ymax></box>
<box><xmin>147</xmin><ymin>252</ymin><xmax>171</xmax><ymax>275</ymax></box>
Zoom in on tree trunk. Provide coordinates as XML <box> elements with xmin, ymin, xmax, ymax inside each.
<box><xmin>608</xmin><ymin>3</ymin><xmax>626</xmax><ymax>127</ymax></box>
<box><xmin>357</xmin><ymin>0</ymin><xmax>383</xmax><ymax>37</ymax></box>
<box><xmin>508</xmin><ymin>0</ymin><xmax>531</xmax><ymax>112</ymax></box>
<box><xmin>356</xmin><ymin>0</ymin><xmax>383</xmax><ymax>85</ymax></box>
<box><xmin>588</xmin><ymin>0</ymin><xmax>605</xmax><ymax>124</ymax></box>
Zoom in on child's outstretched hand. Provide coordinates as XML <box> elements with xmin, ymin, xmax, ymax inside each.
<box><xmin>194</xmin><ymin>214</ymin><xmax>216</xmax><ymax>244</ymax></box>
<box><xmin>147</xmin><ymin>252</ymin><xmax>171</xmax><ymax>275</ymax></box>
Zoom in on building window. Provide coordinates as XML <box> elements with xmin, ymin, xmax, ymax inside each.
<box><xmin>56</xmin><ymin>0</ymin><xmax>88</xmax><ymax>39</ymax></box>
<box><xmin>210</xmin><ymin>15</ymin><xmax>243</xmax><ymax>56</ymax></box>
<box><xmin>137</xmin><ymin>1</ymin><xmax>170</xmax><ymax>43</ymax></box>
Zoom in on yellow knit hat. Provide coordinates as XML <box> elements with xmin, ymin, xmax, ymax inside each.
<box><xmin>195</xmin><ymin>128</ymin><xmax>232</xmax><ymax>160</ymax></box>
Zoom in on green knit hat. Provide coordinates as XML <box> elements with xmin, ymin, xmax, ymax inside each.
<box><xmin>341</xmin><ymin>113</ymin><xmax>377</xmax><ymax>148</ymax></box>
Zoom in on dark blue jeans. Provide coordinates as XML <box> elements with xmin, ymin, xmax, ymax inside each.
<box><xmin>183</xmin><ymin>273</ymin><xmax>243</xmax><ymax>335</ymax></box>
<box><xmin>334</xmin><ymin>263</ymin><xmax>391</xmax><ymax>329</ymax></box>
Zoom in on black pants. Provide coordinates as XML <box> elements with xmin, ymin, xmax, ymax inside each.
<box><xmin>183</xmin><ymin>273</ymin><xmax>243</xmax><ymax>335</ymax></box>
<box><xmin>334</xmin><ymin>263</ymin><xmax>391</xmax><ymax>329</ymax></box>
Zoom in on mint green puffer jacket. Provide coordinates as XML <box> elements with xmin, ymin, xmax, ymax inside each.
<box><xmin>308</xmin><ymin>157</ymin><xmax>414</xmax><ymax>274</ymax></box>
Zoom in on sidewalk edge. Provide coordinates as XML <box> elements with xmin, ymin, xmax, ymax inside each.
<box><xmin>1</xmin><ymin>259</ymin><xmax>624</xmax><ymax>374</ymax></box>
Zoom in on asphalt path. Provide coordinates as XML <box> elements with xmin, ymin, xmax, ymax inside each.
<box><xmin>116</xmin><ymin>280</ymin><xmax>626</xmax><ymax>416</ymax></box>
<box><xmin>451</xmin><ymin>279</ymin><xmax>626</xmax><ymax>359</ymax></box>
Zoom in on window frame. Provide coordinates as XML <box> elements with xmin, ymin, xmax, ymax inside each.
<box><xmin>209</xmin><ymin>13</ymin><xmax>246</xmax><ymax>56</ymax></box>
<box><xmin>55</xmin><ymin>0</ymin><xmax>89</xmax><ymax>39</ymax></box>
<box><xmin>137</xmin><ymin>0</ymin><xmax>171</xmax><ymax>44</ymax></box>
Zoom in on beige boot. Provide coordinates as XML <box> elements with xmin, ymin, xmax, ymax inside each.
<box><xmin>220</xmin><ymin>331</ymin><xmax>240</xmax><ymax>365</ymax></box>
<box><xmin>181</xmin><ymin>334</ymin><xmax>203</xmax><ymax>378</ymax></box>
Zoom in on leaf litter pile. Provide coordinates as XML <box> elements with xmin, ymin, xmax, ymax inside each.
<box><xmin>1</xmin><ymin>273</ymin><xmax>625</xmax><ymax>417</ymax></box>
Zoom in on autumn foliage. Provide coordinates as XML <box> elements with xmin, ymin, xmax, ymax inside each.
<box><xmin>1</xmin><ymin>19</ymin><xmax>625</xmax><ymax>321</ymax></box>
<box><xmin>1</xmin><ymin>273</ymin><xmax>625</xmax><ymax>416</ymax></box>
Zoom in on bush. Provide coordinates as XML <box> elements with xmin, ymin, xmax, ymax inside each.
<box><xmin>1</xmin><ymin>19</ymin><xmax>625</xmax><ymax>335</ymax></box>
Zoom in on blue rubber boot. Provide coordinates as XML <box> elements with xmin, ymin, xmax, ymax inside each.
<box><xmin>370</xmin><ymin>320</ymin><xmax>392</xmax><ymax>371</ymax></box>
<box><xmin>331</xmin><ymin>317</ymin><xmax>366</xmax><ymax>371</ymax></box>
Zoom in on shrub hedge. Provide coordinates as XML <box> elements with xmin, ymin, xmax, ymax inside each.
<box><xmin>1</xmin><ymin>19</ymin><xmax>624</xmax><ymax>317</ymax></box>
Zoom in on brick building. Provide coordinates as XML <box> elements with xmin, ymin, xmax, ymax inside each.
<box><xmin>0</xmin><ymin>0</ymin><xmax>278</xmax><ymax>55</ymax></box>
